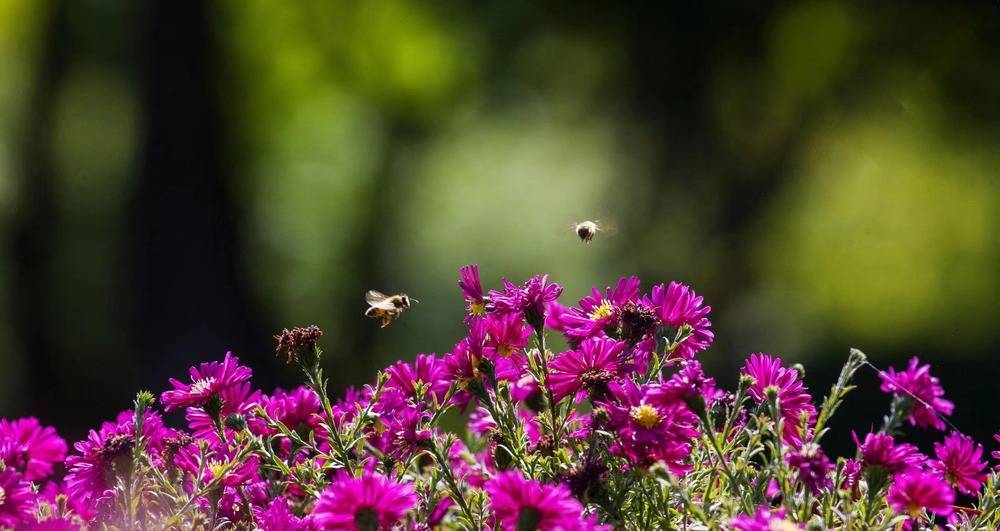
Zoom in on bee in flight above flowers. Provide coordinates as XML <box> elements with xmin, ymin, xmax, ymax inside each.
<box><xmin>365</xmin><ymin>290</ymin><xmax>417</xmax><ymax>327</ymax></box>
<box><xmin>571</xmin><ymin>220</ymin><xmax>613</xmax><ymax>244</ymax></box>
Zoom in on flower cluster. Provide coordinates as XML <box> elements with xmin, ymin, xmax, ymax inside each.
<box><xmin>1</xmin><ymin>266</ymin><xmax>998</xmax><ymax>530</ymax></box>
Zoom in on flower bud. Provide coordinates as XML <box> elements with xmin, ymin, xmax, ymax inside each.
<box><xmin>224</xmin><ymin>413</ymin><xmax>247</xmax><ymax>432</ymax></box>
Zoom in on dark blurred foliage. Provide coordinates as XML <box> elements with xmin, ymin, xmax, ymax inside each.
<box><xmin>0</xmin><ymin>0</ymin><xmax>998</xmax><ymax>457</ymax></box>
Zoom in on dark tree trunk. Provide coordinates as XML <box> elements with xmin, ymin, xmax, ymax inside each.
<box><xmin>130</xmin><ymin>1</ymin><xmax>266</xmax><ymax>391</ymax></box>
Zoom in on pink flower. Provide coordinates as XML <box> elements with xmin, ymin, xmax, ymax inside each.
<box><xmin>65</xmin><ymin>411</ymin><xmax>173</xmax><ymax>512</ymax></box>
<box><xmin>887</xmin><ymin>471</ymin><xmax>954</xmax><ymax>519</ymax></box>
<box><xmin>185</xmin><ymin>382</ymin><xmax>262</xmax><ymax>445</ymax></box>
<box><xmin>548</xmin><ymin>337</ymin><xmax>626</xmax><ymax>402</ymax></box>
<box><xmin>741</xmin><ymin>354</ymin><xmax>815</xmax><ymax>447</ymax></box>
<box><xmin>173</xmin><ymin>443</ymin><xmax>260</xmax><ymax>489</ymax></box>
<box><xmin>484</xmin><ymin>314</ymin><xmax>533</xmax><ymax>361</ymax></box>
<box><xmin>255</xmin><ymin>496</ymin><xmax>309</xmax><ymax>530</ymax></box>
<box><xmin>878</xmin><ymin>357</ymin><xmax>953</xmax><ymax>431</ymax></box>
<box><xmin>311</xmin><ymin>472</ymin><xmax>417</xmax><ymax>530</ymax></box>
<box><xmin>548</xmin><ymin>277</ymin><xmax>642</xmax><ymax>343</ymax></box>
<box><xmin>786</xmin><ymin>443</ymin><xmax>834</xmax><ymax>494</ymax></box>
<box><xmin>0</xmin><ymin>417</ymin><xmax>67</xmax><ymax>480</ymax></box>
<box><xmin>261</xmin><ymin>385</ymin><xmax>323</xmax><ymax>435</ymax></box>
<box><xmin>0</xmin><ymin>468</ymin><xmax>33</xmax><ymax>527</ymax></box>
<box><xmin>841</xmin><ymin>459</ymin><xmax>862</xmax><ymax>491</ymax></box>
<box><xmin>993</xmin><ymin>432</ymin><xmax>1000</xmax><ymax>470</ymax></box>
<box><xmin>598</xmin><ymin>379</ymin><xmax>698</xmax><ymax>473</ymax></box>
<box><xmin>653</xmin><ymin>359</ymin><xmax>722</xmax><ymax>409</ymax></box>
<box><xmin>930</xmin><ymin>431</ymin><xmax>988</xmax><ymax>495</ymax></box>
<box><xmin>648</xmin><ymin>282</ymin><xmax>713</xmax><ymax>359</ymax></box>
<box><xmin>485</xmin><ymin>471</ymin><xmax>586</xmax><ymax>531</ymax></box>
<box><xmin>382</xmin><ymin>404</ymin><xmax>432</xmax><ymax>461</ymax></box>
<box><xmin>459</xmin><ymin>264</ymin><xmax>487</xmax><ymax>318</ymax></box>
<box><xmin>161</xmin><ymin>352</ymin><xmax>253</xmax><ymax>411</ymax></box>
<box><xmin>386</xmin><ymin>353</ymin><xmax>451</xmax><ymax>402</ymax></box>
<box><xmin>489</xmin><ymin>275</ymin><xmax>562</xmax><ymax>328</ymax></box>
<box><xmin>730</xmin><ymin>507</ymin><xmax>800</xmax><ymax>530</ymax></box>
<box><xmin>854</xmin><ymin>432</ymin><xmax>924</xmax><ymax>475</ymax></box>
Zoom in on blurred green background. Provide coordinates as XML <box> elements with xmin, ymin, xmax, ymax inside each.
<box><xmin>0</xmin><ymin>0</ymin><xmax>997</xmax><ymax>454</ymax></box>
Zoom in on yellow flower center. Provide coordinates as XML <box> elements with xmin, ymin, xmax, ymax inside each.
<box><xmin>589</xmin><ymin>300</ymin><xmax>614</xmax><ymax>321</ymax></box>
<box><xmin>497</xmin><ymin>345</ymin><xmax>514</xmax><ymax>357</ymax></box>
<box><xmin>468</xmin><ymin>301</ymin><xmax>486</xmax><ymax>316</ymax></box>
<box><xmin>769</xmin><ymin>522</ymin><xmax>800</xmax><ymax>531</ymax></box>
<box><xmin>190</xmin><ymin>377</ymin><xmax>216</xmax><ymax>394</ymax></box>
<box><xmin>630</xmin><ymin>404</ymin><xmax>660</xmax><ymax>429</ymax></box>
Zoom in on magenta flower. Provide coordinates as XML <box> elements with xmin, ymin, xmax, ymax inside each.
<box><xmin>65</xmin><ymin>411</ymin><xmax>173</xmax><ymax>510</ymax></box>
<box><xmin>730</xmin><ymin>507</ymin><xmax>800</xmax><ymax>531</ymax></box>
<box><xmin>311</xmin><ymin>471</ymin><xmax>417</xmax><ymax>530</ymax></box>
<box><xmin>173</xmin><ymin>442</ymin><xmax>260</xmax><ymax>489</ymax></box>
<box><xmin>786</xmin><ymin>443</ymin><xmax>833</xmax><ymax>494</ymax></box>
<box><xmin>185</xmin><ymin>381</ymin><xmax>262</xmax><ymax>444</ymax></box>
<box><xmin>0</xmin><ymin>468</ymin><xmax>33</xmax><ymax>528</ymax></box>
<box><xmin>648</xmin><ymin>282</ymin><xmax>713</xmax><ymax>359</ymax></box>
<box><xmin>459</xmin><ymin>264</ymin><xmax>487</xmax><ymax>318</ymax></box>
<box><xmin>887</xmin><ymin>471</ymin><xmax>954</xmax><ymax>519</ymax></box>
<box><xmin>161</xmin><ymin>352</ymin><xmax>253</xmax><ymax>411</ymax></box>
<box><xmin>854</xmin><ymin>432</ymin><xmax>924</xmax><ymax>475</ymax></box>
<box><xmin>449</xmin><ymin>440</ymin><xmax>489</xmax><ymax>488</ymax></box>
<box><xmin>549</xmin><ymin>277</ymin><xmax>642</xmax><ymax>343</ymax></box>
<box><xmin>484</xmin><ymin>313</ymin><xmax>532</xmax><ymax>361</ymax></box>
<box><xmin>994</xmin><ymin>432</ymin><xmax>1000</xmax><ymax>470</ymax></box>
<box><xmin>548</xmin><ymin>337</ymin><xmax>626</xmax><ymax>402</ymax></box>
<box><xmin>930</xmin><ymin>431</ymin><xmax>988</xmax><ymax>495</ymax></box>
<box><xmin>382</xmin><ymin>404</ymin><xmax>431</xmax><ymax>460</ymax></box>
<box><xmin>255</xmin><ymin>497</ymin><xmax>306</xmax><ymax>530</ymax></box>
<box><xmin>386</xmin><ymin>353</ymin><xmax>451</xmax><ymax>402</ymax></box>
<box><xmin>331</xmin><ymin>386</ymin><xmax>365</xmax><ymax>429</ymax></box>
<box><xmin>879</xmin><ymin>357</ymin><xmax>954</xmax><ymax>431</ymax></box>
<box><xmin>841</xmin><ymin>459</ymin><xmax>862</xmax><ymax>491</ymax></box>
<box><xmin>262</xmin><ymin>385</ymin><xmax>323</xmax><ymax>434</ymax></box>
<box><xmin>489</xmin><ymin>275</ymin><xmax>562</xmax><ymax>328</ymax></box>
<box><xmin>485</xmin><ymin>471</ymin><xmax>585</xmax><ymax>531</ymax></box>
<box><xmin>598</xmin><ymin>379</ymin><xmax>698</xmax><ymax>473</ymax></box>
<box><xmin>0</xmin><ymin>417</ymin><xmax>67</xmax><ymax>481</ymax></box>
<box><xmin>653</xmin><ymin>359</ymin><xmax>723</xmax><ymax>409</ymax></box>
<box><xmin>741</xmin><ymin>354</ymin><xmax>816</xmax><ymax>447</ymax></box>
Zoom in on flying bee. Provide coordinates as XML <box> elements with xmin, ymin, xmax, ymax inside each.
<box><xmin>364</xmin><ymin>290</ymin><xmax>417</xmax><ymax>328</ymax></box>
<box><xmin>571</xmin><ymin>220</ymin><xmax>612</xmax><ymax>244</ymax></box>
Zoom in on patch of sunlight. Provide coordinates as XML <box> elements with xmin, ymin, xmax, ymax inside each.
<box><xmin>756</xmin><ymin>107</ymin><xmax>998</xmax><ymax>350</ymax></box>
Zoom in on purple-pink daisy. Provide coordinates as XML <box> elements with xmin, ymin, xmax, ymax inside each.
<box><xmin>485</xmin><ymin>471</ymin><xmax>587</xmax><ymax>531</ymax></box>
<box><xmin>311</xmin><ymin>471</ymin><xmax>417</xmax><ymax>530</ymax></box>
<box><xmin>930</xmin><ymin>431</ymin><xmax>988</xmax><ymax>495</ymax></box>
<box><xmin>0</xmin><ymin>417</ymin><xmax>67</xmax><ymax>481</ymax></box>
<box><xmin>548</xmin><ymin>336</ymin><xmax>626</xmax><ymax>402</ymax></box>
<box><xmin>648</xmin><ymin>281</ymin><xmax>713</xmax><ymax>359</ymax></box>
<box><xmin>161</xmin><ymin>351</ymin><xmax>253</xmax><ymax>411</ymax></box>
<box><xmin>878</xmin><ymin>356</ymin><xmax>953</xmax><ymax>431</ymax></box>
<box><xmin>887</xmin><ymin>470</ymin><xmax>954</xmax><ymax>520</ymax></box>
<box><xmin>741</xmin><ymin>353</ymin><xmax>815</xmax><ymax>447</ymax></box>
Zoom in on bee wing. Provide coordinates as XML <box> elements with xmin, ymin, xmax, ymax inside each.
<box><xmin>596</xmin><ymin>220</ymin><xmax>618</xmax><ymax>235</ymax></box>
<box><xmin>366</xmin><ymin>290</ymin><xmax>389</xmax><ymax>304</ymax></box>
<box><xmin>370</xmin><ymin>299</ymin><xmax>400</xmax><ymax>311</ymax></box>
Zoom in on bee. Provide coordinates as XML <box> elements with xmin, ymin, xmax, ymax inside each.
<box><xmin>572</xmin><ymin>220</ymin><xmax>609</xmax><ymax>244</ymax></box>
<box><xmin>364</xmin><ymin>290</ymin><xmax>417</xmax><ymax>328</ymax></box>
